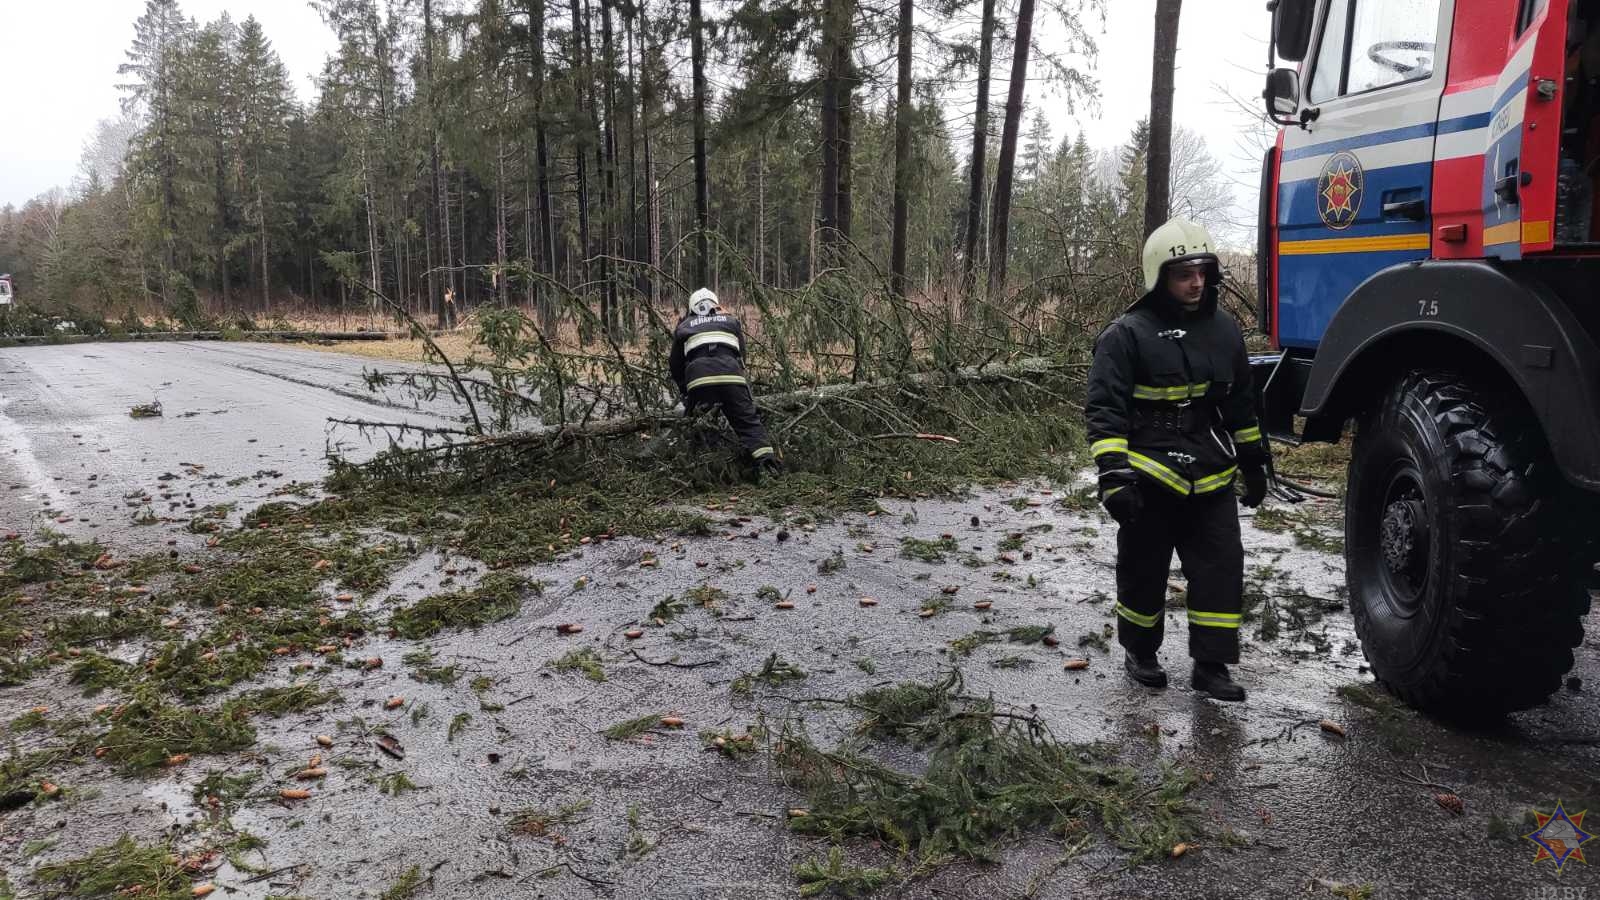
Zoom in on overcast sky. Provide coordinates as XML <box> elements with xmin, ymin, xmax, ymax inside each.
<box><xmin>0</xmin><ymin>0</ymin><xmax>1275</xmax><ymax>224</ymax></box>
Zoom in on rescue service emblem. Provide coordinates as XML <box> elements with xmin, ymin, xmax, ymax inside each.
<box><xmin>1317</xmin><ymin>151</ymin><xmax>1365</xmax><ymax>230</ymax></box>
<box><xmin>1524</xmin><ymin>800</ymin><xmax>1594</xmax><ymax>873</ymax></box>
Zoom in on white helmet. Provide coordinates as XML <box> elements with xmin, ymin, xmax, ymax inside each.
<box><xmin>1141</xmin><ymin>218</ymin><xmax>1219</xmax><ymax>291</ymax></box>
<box><xmin>688</xmin><ymin>287</ymin><xmax>720</xmax><ymax>317</ymax></box>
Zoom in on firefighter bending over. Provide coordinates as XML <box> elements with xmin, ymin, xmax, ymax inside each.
<box><xmin>669</xmin><ymin>288</ymin><xmax>784</xmax><ymax>478</ymax></box>
<box><xmin>1084</xmin><ymin>218</ymin><xmax>1270</xmax><ymax>702</ymax></box>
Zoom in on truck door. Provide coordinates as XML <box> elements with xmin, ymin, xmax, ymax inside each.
<box><xmin>1481</xmin><ymin>0</ymin><xmax>1568</xmax><ymax>257</ymax></box>
<box><xmin>1276</xmin><ymin>0</ymin><xmax>1453</xmax><ymax>349</ymax></box>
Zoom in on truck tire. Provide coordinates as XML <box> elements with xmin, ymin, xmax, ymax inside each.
<box><xmin>1346</xmin><ymin>370</ymin><xmax>1590</xmax><ymax>717</ymax></box>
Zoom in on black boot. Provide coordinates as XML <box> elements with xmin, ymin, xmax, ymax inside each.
<box><xmin>1191</xmin><ymin>662</ymin><xmax>1246</xmax><ymax>702</ymax></box>
<box><xmin>757</xmin><ymin>457</ymin><xmax>785</xmax><ymax>480</ymax></box>
<box><xmin>1124</xmin><ymin>653</ymin><xmax>1168</xmax><ymax>689</ymax></box>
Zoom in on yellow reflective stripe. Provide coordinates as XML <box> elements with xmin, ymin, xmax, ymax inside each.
<box><xmin>1092</xmin><ymin>438</ymin><xmax>1129</xmax><ymax>457</ymax></box>
<box><xmin>1116</xmin><ymin>603</ymin><xmax>1160</xmax><ymax>628</ymax></box>
<box><xmin>1193</xmin><ymin>467</ymin><xmax>1238</xmax><ymax>494</ymax></box>
<box><xmin>1187</xmin><ymin>610</ymin><xmax>1242</xmax><ymax>629</ymax></box>
<box><xmin>1102</xmin><ymin>485</ymin><xmax>1126</xmax><ymax>500</ymax></box>
<box><xmin>1232</xmin><ymin>426</ymin><xmax>1262</xmax><ymax>444</ymax></box>
<box><xmin>1132</xmin><ymin>383</ymin><xmax>1211</xmax><ymax>401</ymax></box>
<box><xmin>686</xmin><ymin>374</ymin><xmax>748</xmax><ymax>391</ymax></box>
<box><xmin>1279</xmin><ymin>233</ymin><xmax>1432</xmax><ymax>255</ymax></box>
<box><xmin>1127</xmin><ymin>451</ymin><xmax>1190</xmax><ymax>495</ymax></box>
<box><xmin>685</xmin><ymin>330</ymin><xmax>740</xmax><ymax>352</ymax></box>
<box><xmin>751</xmin><ymin>446</ymin><xmax>775</xmax><ymax>459</ymax></box>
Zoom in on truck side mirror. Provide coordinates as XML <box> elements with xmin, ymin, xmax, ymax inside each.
<box><xmin>1266</xmin><ymin>68</ymin><xmax>1299</xmax><ymax>115</ymax></box>
<box><xmin>1272</xmin><ymin>0</ymin><xmax>1316</xmax><ymax>62</ymax></box>
<box><xmin>1265</xmin><ymin>68</ymin><xmax>1301</xmax><ymax>123</ymax></box>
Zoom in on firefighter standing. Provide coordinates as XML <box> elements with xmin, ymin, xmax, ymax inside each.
<box><xmin>1084</xmin><ymin>218</ymin><xmax>1270</xmax><ymax>702</ymax></box>
<box><xmin>669</xmin><ymin>288</ymin><xmax>783</xmax><ymax>477</ymax></box>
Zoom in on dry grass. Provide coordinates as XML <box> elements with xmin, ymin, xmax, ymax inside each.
<box><xmin>1276</xmin><ymin>436</ymin><xmax>1352</xmax><ymax>483</ymax></box>
<box><xmin>297</xmin><ymin>331</ymin><xmax>479</xmax><ymax>363</ymax></box>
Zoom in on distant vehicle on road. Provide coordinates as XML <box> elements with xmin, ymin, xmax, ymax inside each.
<box><xmin>0</xmin><ymin>274</ymin><xmax>13</xmax><ymax>306</ymax></box>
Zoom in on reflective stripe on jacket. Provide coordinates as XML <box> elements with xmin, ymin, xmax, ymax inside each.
<box><xmin>670</xmin><ymin>312</ymin><xmax>747</xmax><ymax>396</ymax></box>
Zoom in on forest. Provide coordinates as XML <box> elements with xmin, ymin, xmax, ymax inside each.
<box><xmin>0</xmin><ymin>0</ymin><xmax>1257</xmax><ymax>337</ymax></box>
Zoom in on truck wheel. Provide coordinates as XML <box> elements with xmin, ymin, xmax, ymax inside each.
<box><xmin>1346</xmin><ymin>370</ymin><xmax>1590</xmax><ymax>717</ymax></box>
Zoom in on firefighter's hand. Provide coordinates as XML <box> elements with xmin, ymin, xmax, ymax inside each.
<box><xmin>1241</xmin><ymin>466</ymin><xmax>1268</xmax><ymax>509</ymax></box>
<box><xmin>1102</xmin><ymin>482</ymin><xmax>1142</xmax><ymax>527</ymax></box>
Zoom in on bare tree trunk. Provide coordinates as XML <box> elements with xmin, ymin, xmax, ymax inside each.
<box><xmin>819</xmin><ymin>0</ymin><xmax>840</xmax><ymax>258</ymax></box>
<box><xmin>497</xmin><ymin>137</ymin><xmax>509</xmax><ymax>306</ymax></box>
<box><xmin>818</xmin><ymin>0</ymin><xmax>854</xmax><ymax>260</ymax></box>
<box><xmin>458</xmin><ymin>166</ymin><xmax>468</xmax><ymax>311</ymax></box>
<box><xmin>1145</xmin><ymin>0</ymin><xmax>1181</xmax><ymax>238</ymax></box>
<box><xmin>638</xmin><ymin>0</ymin><xmax>661</xmax><ymax>306</ymax></box>
<box><xmin>962</xmin><ymin>0</ymin><xmax>996</xmax><ymax>286</ymax></box>
<box><xmin>756</xmin><ymin>132</ymin><xmax>766</xmax><ymax>284</ymax></box>
<box><xmin>362</xmin><ymin>147</ymin><xmax>381</xmax><ymax>313</ymax></box>
<box><xmin>570</xmin><ymin>0</ymin><xmax>592</xmax><ymax>295</ymax></box>
<box><xmin>623</xmin><ymin>10</ymin><xmax>641</xmax><ymax>331</ymax></box>
<box><xmin>838</xmin><ymin>8</ymin><xmax>854</xmax><ymax>246</ymax></box>
<box><xmin>425</xmin><ymin>0</ymin><xmax>447</xmax><ymax>327</ymax></box>
<box><xmin>690</xmin><ymin>0</ymin><xmax>710</xmax><ymax>287</ymax></box>
<box><xmin>987</xmin><ymin>0</ymin><xmax>1036</xmax><ymax>295</ymax></box>
<box><xmin>527</xmin><ymin>0</ymin><xmax>556</xmax><ymax>300</ymax></box>
<box><xmin>257</xmin><ymin>163</ymin><xmax>269</xmax><ymax>314</ymax></box>
<box><xmin>889</xmin><ymin>0</ymin><xmax>914</xmax><ymax>300</ymax></box>
<box><xmin>599</xmin><ymin>0</ymin><xmax>620</xmax><ymax>334</ymax></box>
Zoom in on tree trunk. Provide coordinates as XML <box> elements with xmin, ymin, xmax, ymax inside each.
<box><xmin>818</xmin><ymin>0</ymin><xmax>854</xmax><ymax>260</ymax></box>
<box><xmin>527</xmin><ymin>0</ymin><xmax>556</xmax><ymax>297</ymax></box>
<box><xmin>362</xmin><ymin>147</ymin><xmax>381</xmax><ymax>312</ymax></box>
<box><xmin>962</xmin><ymin>0</ymin><xmax>996</xmax><ymax>286</ymax></box>
<box><xmin>819</xmin><ymin>0</ymin><xmax>841</xmax><ymax>259</ymax></box>
<box><xmin>638</xmin><ymin>0</ymin><xmax>661</xmax><ymax>307</ymax></box>
<box><xmin>256</xmin><ymin>158</ymin><xmax>269</xmax><ymax>314</ymax></box>
<box><xmin>497</xmin><ymin>137</ymin><xmax>509</xmax><ymax>306</ymax></box>
<box><xmin>213</xmin><ymin>137</ymin><xmax>230</xmax><ymax>312</ymax></box>
<box><xmin>986</xmin><ymin>0</ymin><xmax>1036</xmax><ymax>296</ymax></box>
<box><xmin>889</xmin><ymin>0</ymin><xmax>914</xmax><ymax>300</ymax></box>
<box><xmin>624</xmin><ymin>10</ymin><xmax>641</xmax><ymax>327</ymax></box>
<box><xmin>458</xmin><ymin>166</ymin><xmax>468</xmax><ymax>311</ymax></box>
<box><xmin>838</xmin><ymin>5</ymin><xmax>854</xmax><ymax>246</ymax></box>
<box><xmin>1145</xmin><ymin>0</ymin><xmax>1181</xmax><ymax>238</ymax></box>
<box><xmin>690</xmin><ymin>0</ymin><xmax>711</xmax><ymax>287</ymax></box>
<box><xmin>599</xmin><ymin>0</ymin><xmax>620</xmax><ymax>334</ymax></box>
<box><xmin>425</xmin><ymin>0</ymin><xmax>447</xmax><ymax>326</ymax></box>
<box><xmin>570</xmin><ymin>0</ymin><xmax>592</xmax><ymax>295</ymax></box>
<box><xmin>756</xmin><ymin>132</ymin><xmax>766</xmax><ymax>284</ymax></box>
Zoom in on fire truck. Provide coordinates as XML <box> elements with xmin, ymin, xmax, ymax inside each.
<box><xmin>1258</xmin><ymin>0</ymin><xmax>1600</xmax><ymax>715</ymax></box>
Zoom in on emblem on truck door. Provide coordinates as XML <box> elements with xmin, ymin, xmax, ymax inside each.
<box><xmin>1318</xmin><ymin>151</ymin><xmax>1365</xmax><ymax>230</ymax></box>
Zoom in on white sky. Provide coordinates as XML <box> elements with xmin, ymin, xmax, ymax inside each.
<box><xmin>0</xmin><ymin>0</ymin><xmax>1277</xmax><ymax>228</ymax></box>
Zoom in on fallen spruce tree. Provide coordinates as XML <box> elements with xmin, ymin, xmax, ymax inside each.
<box><xmin>325</xmin><ymin>262</ymin><xmax>1105</xmax><ymax>500</ymax></box>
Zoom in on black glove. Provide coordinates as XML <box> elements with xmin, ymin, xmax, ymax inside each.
<box><xmin>1102</xmin><ymin>481</ymin><xmax>1143</xmax><ymax>527</ymax></box>
<box><xmin>1240</xmin><ymin>465</ymin><xmax>1268</xmax><ymax>509</ymax></box>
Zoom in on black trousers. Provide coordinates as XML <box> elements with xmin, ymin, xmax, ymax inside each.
<box><xmin>1114</xmin><ymin>485</ymin><xmax>1243</xmax><ymax>664</ymax></box>
<box><xmin>688</xmin><ymin>382</ymin><xmax>776</xmax><ymax>462</ymax></box>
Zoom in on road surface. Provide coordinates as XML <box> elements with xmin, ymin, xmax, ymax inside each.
<box><xmin>0</xmin><ymin>340</ymin><xmax>463</xmax><ymax>548</ymax></box>
<box><xmin>2</xmin><ymin>341</ymin><xmax>1598</xmax><ymax>899</ymax></box>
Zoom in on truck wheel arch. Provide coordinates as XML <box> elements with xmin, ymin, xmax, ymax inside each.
<box><xmin>1298</xmin><ymin>260</ymin><xmax>1600</xmax><ymax>491</ymax></box>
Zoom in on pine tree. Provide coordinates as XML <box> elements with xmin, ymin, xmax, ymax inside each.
<box><xmin>118</xmin><ymin>0</ymin><xmax>195</xmax><ymax>294</ymax></box>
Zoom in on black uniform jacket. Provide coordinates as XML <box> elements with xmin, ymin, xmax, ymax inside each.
<box><xmin>669</xmin><ymin>312</ymin><xmax>749</xmax><ymax>396</ymax></box>
<box><xmin>1084</xmin><ymin>285</ymin><xmax>1268</xmax><ymax>498</ymax></box>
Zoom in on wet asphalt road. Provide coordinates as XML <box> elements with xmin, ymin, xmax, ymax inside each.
<box><xmin>0</xmin><ymin>340</ymin><xmax>461</xmax><ymax>550</ymax></box>
<box><xmin>2</xmin><ymin>343</ymin><xmax>1599</xmax><ymax>899</ymax></box>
